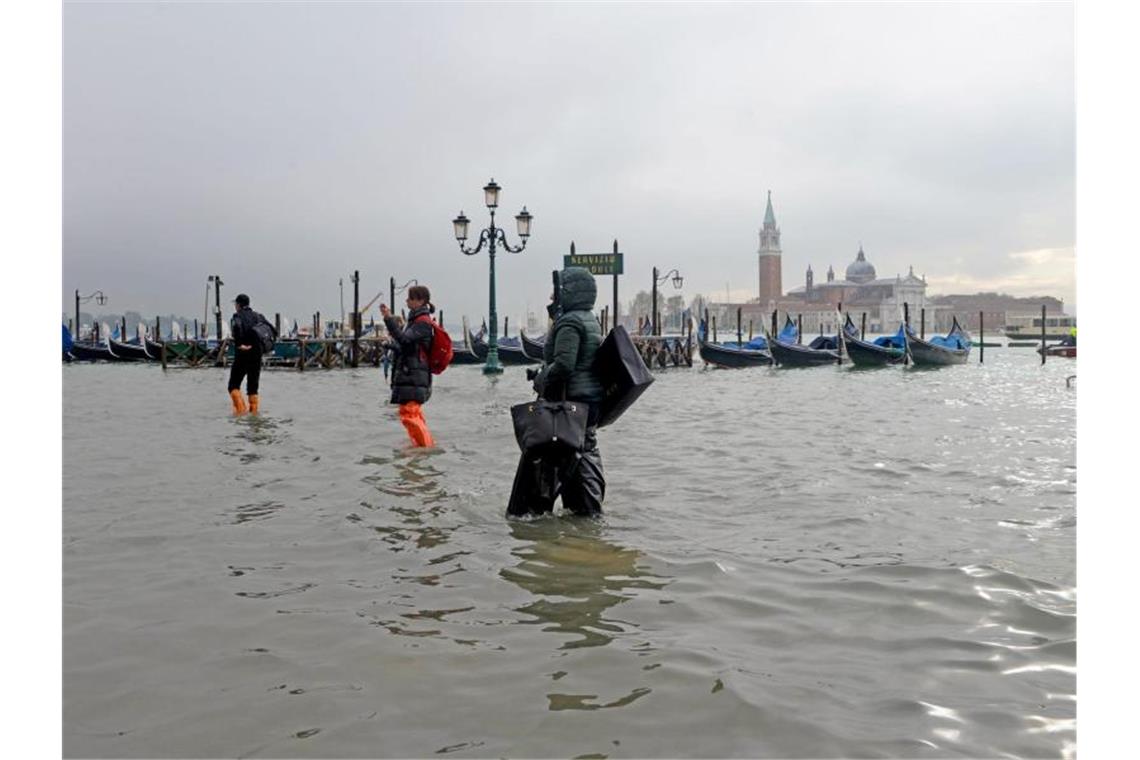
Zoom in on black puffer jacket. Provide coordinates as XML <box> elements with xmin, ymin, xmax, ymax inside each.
<box><xmin>230</xmin><ymin>307</ymin><xmax>263</xmax><ymax>356</ymax></box>
<box><xmin>384</xmin><ymin>306</ymin><xmax>434</xmax><ymax>404</ymax></box>
<box><xmin>537</xmin><ymin>267</ymin><xmax>603</xmax><ymax>403</ymax></box>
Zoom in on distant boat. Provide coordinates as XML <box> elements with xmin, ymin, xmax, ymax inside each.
<box><xmin>840</xmin><ymin>315</ymin><xmax>906</xmax><ymax>367</ymax></box>
<box><xmin>1037</xmin><ymin>332</ymin><xmax>1076</xmax><ymax>359</ymax></box>
<box><xmin>905</xmin><ymin>317</ymin><xmax>972</xmax><ymax>366</ymax></box>
<box><xmin>1003</xmin><ymin>313</ymin><xmax>1076</xmax><ymax>341</ymax></box>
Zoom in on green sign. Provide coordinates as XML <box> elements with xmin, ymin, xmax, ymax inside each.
<box><xmin>563</xmin><ymin>252</ymin><xmax>624</xmax><ymax>276</ymax></box>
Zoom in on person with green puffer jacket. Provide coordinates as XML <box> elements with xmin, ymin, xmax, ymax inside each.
<box><xmin>507</xmin><ymin>267</ymin><xmax>606</xmax><ymax>517</ymax></box>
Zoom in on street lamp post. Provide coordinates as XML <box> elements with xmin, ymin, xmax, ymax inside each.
<box><xmin>453</xmin><ymin>179</ymin><xmax>533</xmax><ymax>374</ymax></box>
<box><xmin>651</xmin><ymin>267</ymin><xmax>683</xmax><ymax>336</ymax></box>
<box><xmin>75</xmin><ymin>289</ymin><xmax>107</xmax><ymax>341</ymax></box>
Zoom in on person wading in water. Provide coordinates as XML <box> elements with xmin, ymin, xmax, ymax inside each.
<box><xmin>227</xmin><ymin>293</ymin><xmax>272</xmax><ymax>416</ymax></box>
<box><xmin>381</xmin><ymin>285</ymin><xmax>436</xmax><ymax>447</ymax></box>
<box><xmin>508</xmin><ymin>266</ymin><xmax>605</xmax><ymax>516</ymax></box>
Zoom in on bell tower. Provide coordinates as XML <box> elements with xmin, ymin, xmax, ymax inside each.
<box><xmin>758</xmin><ymin>190</ymin><xmax>783</xmax><ymax>303</ymax></box>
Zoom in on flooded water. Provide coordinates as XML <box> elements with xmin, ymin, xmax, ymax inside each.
<box><xmin>63</xmin><ymin>348</ymin><xmax>1076</xmax><ymax>758</ymax></box>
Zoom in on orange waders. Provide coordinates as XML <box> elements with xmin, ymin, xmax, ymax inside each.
<box><xmin>398</xmin><ymin>401</ymin><xmax>435</xmax><ymax>447</ymax></box>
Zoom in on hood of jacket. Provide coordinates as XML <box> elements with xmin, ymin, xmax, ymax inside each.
<box><xmin>559</xmin><ymin>267</ymin><xmax>597</xmax><ymax>312</ymax></box>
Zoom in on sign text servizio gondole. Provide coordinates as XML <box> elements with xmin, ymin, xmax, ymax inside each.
<box><xmin>563</xmin><ymin>253</ymin><xmax>624</xmax><ymax>276</ymax></box>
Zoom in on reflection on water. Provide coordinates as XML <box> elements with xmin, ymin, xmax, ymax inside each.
<box><xmin>502</xmin><ymin>519</ymin><xmax>668</xmax><ymax>650</ymax></box>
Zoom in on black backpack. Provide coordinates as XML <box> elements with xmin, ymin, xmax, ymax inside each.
<box><xmin>251</xmin><ymin>312</ymin><xmax>277</xmax><ymax>353</ymax></box>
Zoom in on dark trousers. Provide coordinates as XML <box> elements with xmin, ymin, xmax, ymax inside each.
<box><xmin>227</xmin><ymin>351</ymin><xmax>262</xmax><ymax>395</ymax></box>
<box><xmin>507</xmin><ymin>405</ymin><xmax>605</xmax><ymax>517</ymax></box>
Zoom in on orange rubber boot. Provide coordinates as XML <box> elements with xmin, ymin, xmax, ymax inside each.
<box><xmin>248</xmin><ymin>394</ymin><xmax>259</xmax><ymax>415</ymax></box>
<box><xmin>398</xmin><ymin>402</ymin><xmax>435</xmax><ymax>447</ymax></box>
<box><xmin>229</xmin><ymin>388</ymin><xmax>247</xmax><ymax>416</ymax></box>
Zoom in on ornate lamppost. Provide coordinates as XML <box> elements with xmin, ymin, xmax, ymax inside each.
<box><xmin>75</xmin><ymin>289</ymin><xmax>107</xmax><ymax>341</ymax></box>
<box><xmin>453</xmin><ymin>179</ymin><xmax>533</xmax><ymax>374</ymax></box>
<box><xmin>651</xmin><ymin>267</ymin><xmax>683</xmax><ymax>336</ymax></box>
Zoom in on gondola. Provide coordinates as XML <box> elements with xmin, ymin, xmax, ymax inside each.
<box><xmin>904</xmin><ymin>317</ymin><xmax>971</xmax><ymax>366</ymax></box>
<box><xmin>109</xmin><ymin>338</ymin><xmax>157</xmax><ymax>361</ymax></box>
<box><xmin>840</xmin><ymin>315</ymin><xmax>906</xmax><ymax>367</ymax></box>
<box><xmin>696</xmin><ymin>320</ymin><xmax>772</xmax><ymax>368</ymax></box>
<box><xmin>769</xmin><ymin>334</ymin><xmax>841</xmax><ymax>367</ymax></box>
<box><xmin>145</xmin><ymin>337</ymin><xmax>167</xmax><ymax>357</ymax></box>
<box><xmin>767</xmin><ymin>316</ymin><xmax>840</xmax><ymax>367</ymax></box>
<box><xmin>495</xmin><ymin>335</ymin><xmax>541</xmax><ymax>366</ymax></box>
<box><xmin>468</xmin><ymin>328</ymin><xmax>489</xmax><ymax>361</ymax></box>
<box><xmin>449</xmin><ymin>322</ymin><xmax>484</xmax><ymax>365</ymax></box>
<box><xmin>68</xmin><ymin>342</ymin><xmax>123</xmax><ymax>362</ymax></box>
<box><xmin>519</xmin><ymin>328</ymin><xmax>547</xmax><ymax>361</ymax></box>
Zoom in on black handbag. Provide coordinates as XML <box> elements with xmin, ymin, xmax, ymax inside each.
<box><xmin>510</xmin><ymin>397</ymin><xmax>589</xmax><ymax>453</ymax></box>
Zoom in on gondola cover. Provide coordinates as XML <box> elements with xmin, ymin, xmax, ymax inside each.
<box><xmin>595</xmin><ymin>325</ymin><xmax>655</xmax><ymax>428</ymax></box>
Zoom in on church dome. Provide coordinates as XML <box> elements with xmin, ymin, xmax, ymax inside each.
<box><xmin>845</xmin><ymin>245</ymin><xmax>876</xmax><ymax>284</ymax></box>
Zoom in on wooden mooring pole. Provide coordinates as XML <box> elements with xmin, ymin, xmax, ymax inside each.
<box><xmin>920</xmin><ymin>308</ymin><xmax>926</xmax><ymax>340</ymax></box>
<box><xmin>737</xmin><ymin>307</ymin><xmax>742</xmax><ymax>347</ymax></box>
<box><xmin>797</xmin><ymin>314</ymin><xmax>803</xmax><ymax>344</ymax></box>
<box><xmin>861</xmin><ymin>312</ymin><xmax>866</xmax><ymax>340</ymax></box>
<box><xmin>1041</xmin><ymin>304</ymin><xmax>1047</xmax><ymax>365</ymax></box>
<box><xmin>712</xmin><ymin>315</ymin><xmax>718</xmax><ymax>343</ymax></box>
<box><xmin>771</xmin><ymin>310</ymin><xmax>777</xmax><ymax>339</ymax></box>
<box><xmin>979</xmin><ymin>311</ymin><xmax>984</xmax><ymax>364</ymax></box>
<box><xmin>352</xmin><ymin>269</ymin><xmax>360</xmax><ymax>368</ymax></box>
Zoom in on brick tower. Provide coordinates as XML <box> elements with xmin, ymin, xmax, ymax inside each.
<box><xmin>757</xmin><ymin>190</ymin><xmax>783</xmax><ymax>303</ymax></box>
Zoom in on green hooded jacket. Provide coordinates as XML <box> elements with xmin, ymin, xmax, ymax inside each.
<box><xmin>539</xmin><ymin>267</ymin><xmax>603</xmax><ymax>403</ymax></box>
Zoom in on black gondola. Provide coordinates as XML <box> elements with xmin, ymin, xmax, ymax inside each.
<box><xmin>495</xmin><ymin>336</ymin><xmax>541</xmax><ymax>366</ymax></box>
<box><xmin>696</xmin><ymin>320</ymin><xmax>772</xmax><ymax>368</ymax></box>
<box><xmin>905</xmin><ymin>317</ymin><xmax>971</xmax><ymax>366</ymax></box>
<box><xmin>449</xmin><ymin>323</ymin><xmax>483</xmax><ymax>365</ymax></box>
<box><xmin>109</xmin><ymin>339</ymin><xmax>156</xmax><ymax>361</ymax></box>
<box><xmin>145</xmin><ymin>337</ymin><xmax>168</xmax><ymax>358</ymax></box>
<box><xmin>840</xmin><ymin>315</ymin><xmax>906</xmax><ymax>367</ymax></box>
<box><xmin>519</xmin><ymin>328</ymin><xmax>546</xmax><ymax>361</ymax></box>
<box><xmin>468</xmin><ymin>329</ymin><xmax>489</xmax><ymax>360</ymax></box>
<box><xmin>767</xmin><ymin>315</ymin><xmax>840</xmax><ymax>367</ymax></box>
<box><xmin>69</xmin><ymin>342</ymin><xmax>123</xmax><ymax>362</ymax></box>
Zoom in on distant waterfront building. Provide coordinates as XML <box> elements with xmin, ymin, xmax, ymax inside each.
<box><xmin>928</xmin><ymin>293</ymin><xmax>1066</xmax><ymax>333</ymax></box>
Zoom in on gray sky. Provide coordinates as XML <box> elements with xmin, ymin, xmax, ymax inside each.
<box><xmin>63</xmin><ymin>1</ymin><xmax>1075</xmax><ymax>326</ymax></box>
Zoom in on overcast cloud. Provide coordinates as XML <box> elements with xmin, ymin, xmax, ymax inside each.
<box><xmin>63</xmin><ymin>1</ymin><xmax>1075</xmax><ymax>326</ymax></box>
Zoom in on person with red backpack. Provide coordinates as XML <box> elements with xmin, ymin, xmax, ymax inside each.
<box><xmin>380</xmin><ymin>284</ymin><xmax>451</xmax><ymax>447</ymax></box>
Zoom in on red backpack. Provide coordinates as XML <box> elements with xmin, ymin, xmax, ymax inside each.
<box><xmin>414</xmin><ymin>314</ymin><xmax>453</xmax><ymax>374</ymax></box>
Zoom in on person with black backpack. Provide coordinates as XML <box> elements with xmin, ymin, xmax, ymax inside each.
<box><xmin>227</xmin><ymin>293</ymin><xmax>276</xmax><ymax>416</ymax></box>
<box><xmin>380</xmin><ymin>284</ymin><xmax>451</xmax><ymax>447</ymax></box>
